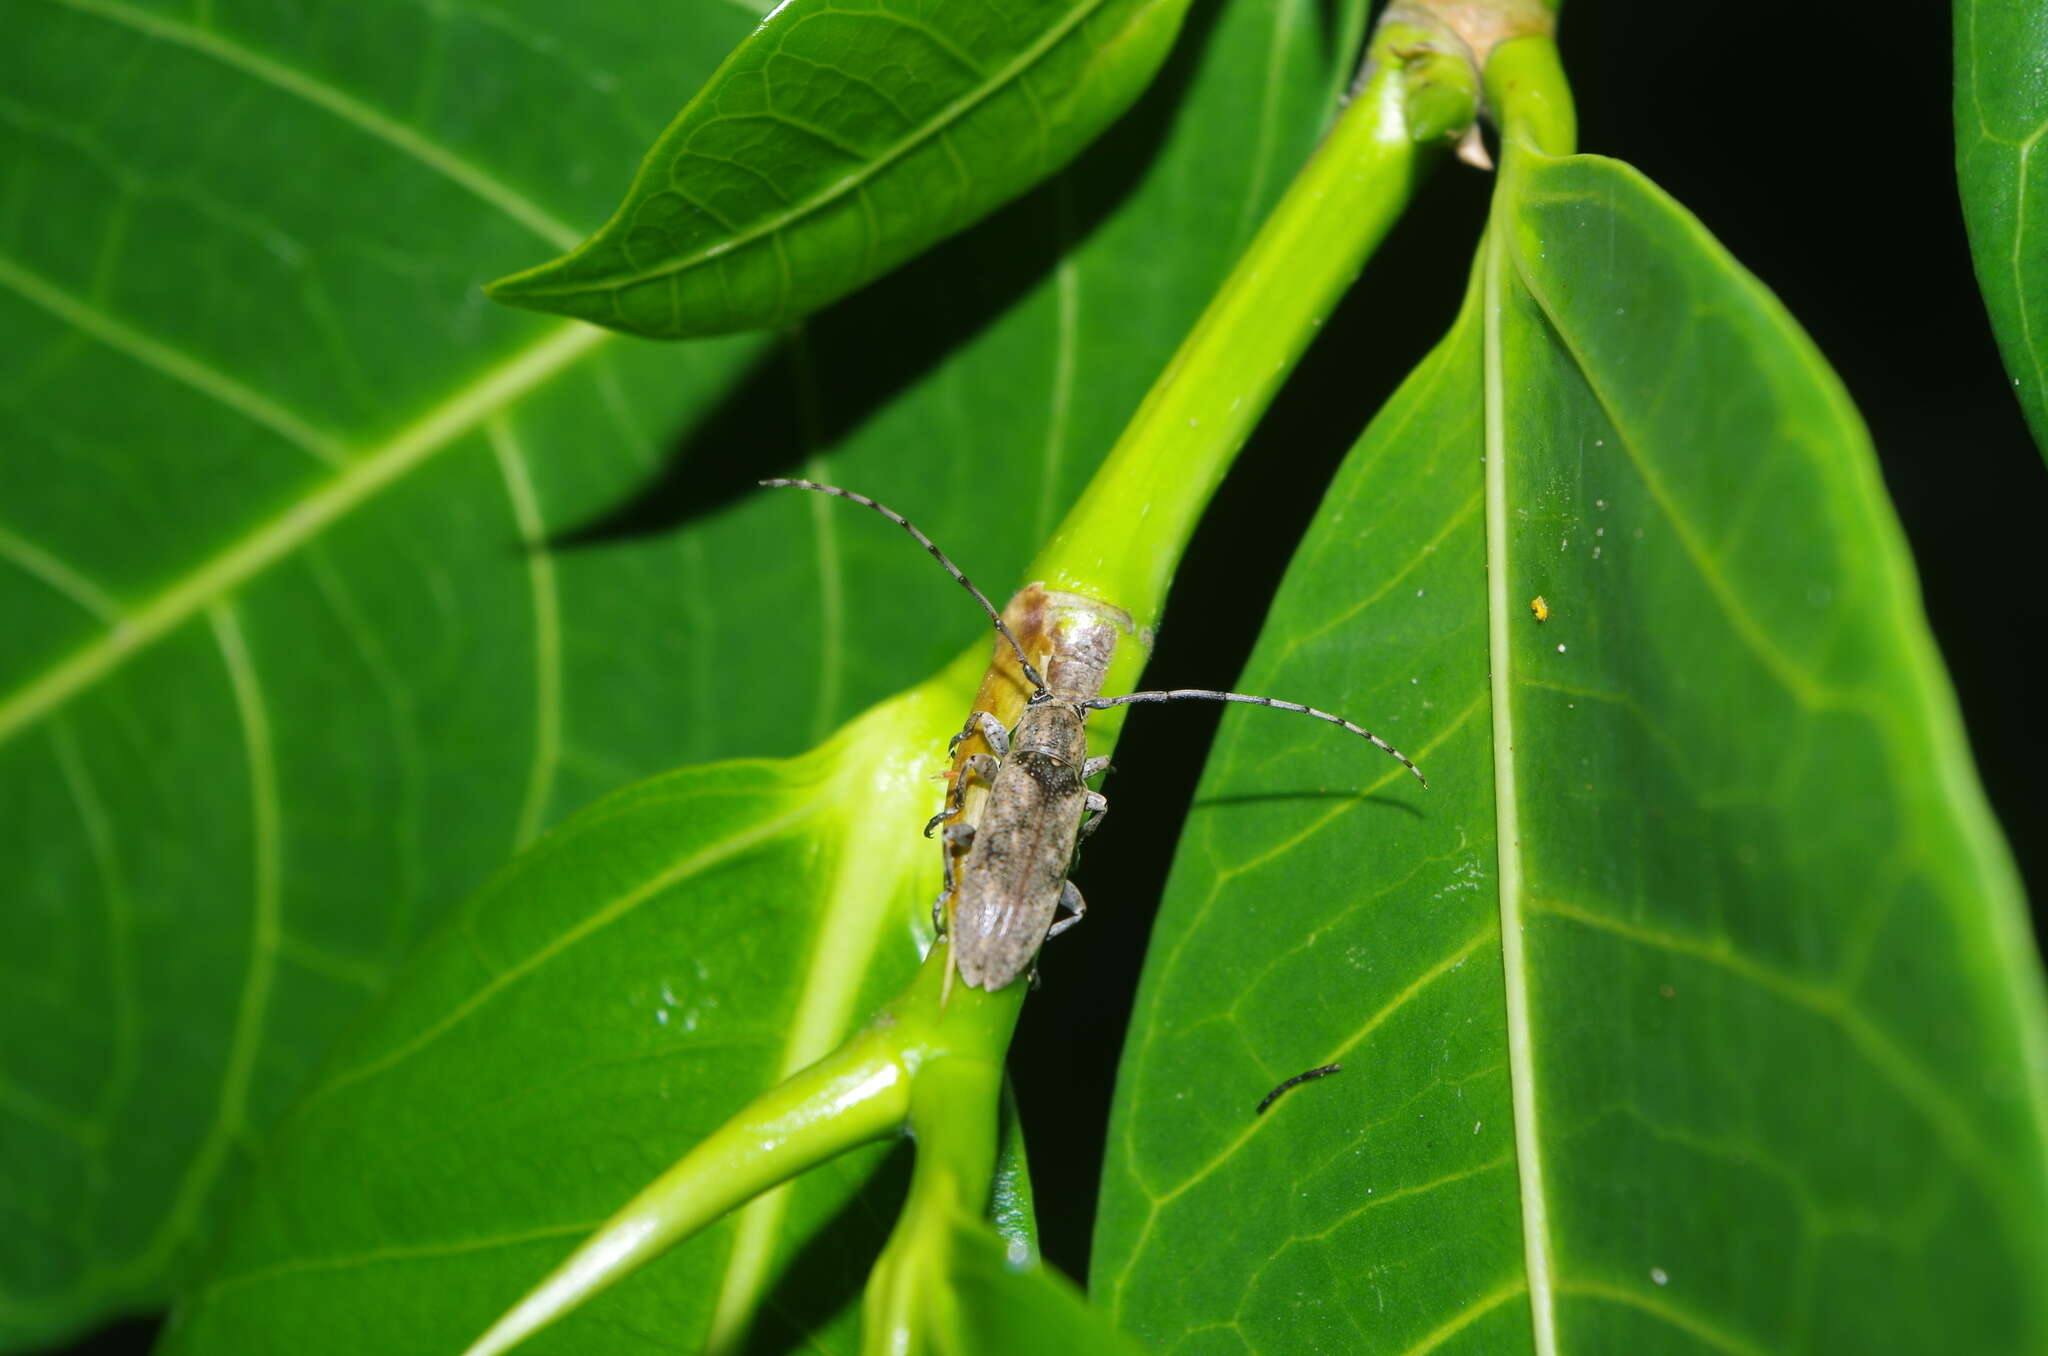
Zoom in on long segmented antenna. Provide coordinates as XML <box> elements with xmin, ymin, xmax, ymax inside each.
<box><xmin>1080</xmin><ymin>689</ymin><xmax>1427</xmax><ymax>787</ymax></box>
<box><xmin>759</xmin><ymin>479</ymin><xmax>1048</xmax><ymax>694</ymax></box>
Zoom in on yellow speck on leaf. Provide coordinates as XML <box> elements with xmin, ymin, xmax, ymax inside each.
<box><xmin>1530</xmin><ymin>596</ymin><xmax>1550</xmax><ymax>622</ymax></box>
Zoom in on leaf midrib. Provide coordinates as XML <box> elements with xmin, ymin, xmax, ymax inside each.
<box><xmin>1480</xmin><ymin>216</ymin><xmax>1558</xmax><ymax>1356</ymax></box>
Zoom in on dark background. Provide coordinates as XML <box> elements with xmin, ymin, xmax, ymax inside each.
<box><xmin>62</xmin><ymin>2</ymin><xmax>2042</xmax><ymax>1351</ymax></box>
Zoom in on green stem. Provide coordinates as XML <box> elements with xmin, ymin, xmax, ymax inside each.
<box><xmin>458</xmin><ymin>1039</ymin><xmax>905</xmax><ymax>1356</ymax></box>
<box><xmin>861</xmin><ymin>945</ymin><xmax>1024</xmax><ymax>1353</ymax></box>
<box><xmin>1485</xmin><ymin>34</ymin><xmax>1577</xmax><ymax>158</ymax></box>
<box><xmin>459</xmin><ymin>944</ymin><xmax>1017</xmax><ymax>1356</ymax></box>
<box><xmin>1025</xmin><ymin>13</ymin><xmax>1466</xmax><ymax>630</ymax></box>
<box><xmin>860</xmin><ymin>1032</ymin><xmax>1011</xmax><ymax>1353</ymax></box>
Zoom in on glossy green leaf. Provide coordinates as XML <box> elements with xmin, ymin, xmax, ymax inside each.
<box><xmin>159</xmin><ymin>671</ymin><xmax>969</xmax><ymax>1356</ymax></box>
<box><xmin>937</xmin><ymin>1212</ymin><xmax>1144</xmax><ymax>1356</ymax></box>
<box><xmin>1956</xmin><ymin>0</ymin><xmax>2048</xmax><ymax>460</ymax></box>
<box><xmin>1094</xmin><ymin>147</ymin><xmax>2048</xmax><ymax>1351</ymax></box>
<box><xmin>0</xmin><ymin>0</ymin><xmax>1359</xmax><ymax>1343</ymax></box>
<box><xmin>486</xmin><ymin>0</ymin><xmax>1194</xmax><ymax>338</ymax></box>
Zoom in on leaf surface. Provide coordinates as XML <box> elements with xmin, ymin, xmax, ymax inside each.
<box><xmin>488</xmin><ymin>0</ymin><xmax>1195</xmax><ymax>338</ymax></box>
<box><xmin>1093</xmin><ymin>149</ymin><xmax>2048</xmax><ymax>1352</ymax></box>
<box><xmin>0</xmin><ymin>0</ymin><xmax>1357</xmax><ymax>1342</ymax></box>
<box><xmin>1956</xmin><ymin>0</ymin><xmax>2048</xmax><ymax>460</ymax></box>
<box><xmin>939</xmin><ymin>1212</ymin><xmax>1145</xmax><ymax>1356</ymax></box>
<box><xmin>157</xmin><ymin>675</ymin><xmax>966</xmax><ymax>1356</ymax></box>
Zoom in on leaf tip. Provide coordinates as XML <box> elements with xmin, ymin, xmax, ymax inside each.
<box><xmin>482</xmin><ymin>257</ymin><xmax>566</xmax><ymax>310</ymax></box>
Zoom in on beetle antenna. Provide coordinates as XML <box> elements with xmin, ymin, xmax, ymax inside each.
<box><xmin>1080</xmin><ymin>689</ymin><xmax>1426</xmax><ymax>787</ymax></box>
<box><xmin>760</xmin><ymin>479</ymin><xmax>1047</xmax><ymax>694</ymax></box>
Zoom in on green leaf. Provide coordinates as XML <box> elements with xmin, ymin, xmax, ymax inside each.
<box><xmin>1956</xmin><ymin>0</ymin><xmax>2048</xmax><ymax>460</ymax></box>
<box><xmin>486</xmin><ymin>0</ymin><xmax>1195</xmax><ymax>338</ymax></box>
<box><xmin>159</xmin><ymin>671</ymin><xmax>968</xmax><ymax>1356</ymax></box>
<box><xmin>1094</xmin><ymin>147</ymin><xmax>2048</xmax><ymax>1351</ymax></box>
<box><xmin>937</xmin><ymin>1212</ymin><xmax>1144</xmax><ymax>1356</ymax></box>
<box><xmin>0</xmin><ymin>0</ymin><xmax>1359</xmax><ymax>1343</ymax></box>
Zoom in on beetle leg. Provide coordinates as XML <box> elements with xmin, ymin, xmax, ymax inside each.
<box><xmin>974</xmin><ymin>711</ymin><xmax>1011</xmax><ymax>757</ymax></box>
<box><xmin>947</xmin><ymin>710</ymin><xmax>1011</xmax><ymax>758</ymax></box>
<box><xmin>1082</xmin><ymin>755</ymin><xmax>1111</xmax><ymax>779</ymax></box>
<box><xmin>1078</xmin><ymin>789</ymin><xmax>1109</xmax><ymax>841</ymax></box>
<box><xmin>925</xmin><ymin>753</ymin><xmax>1000</xmax><ymax>836</ymax></box>
<box><xmin>1046</xmin><ymin>878</ymin><xmax>1088</xmax><ymax>939</ymax></box>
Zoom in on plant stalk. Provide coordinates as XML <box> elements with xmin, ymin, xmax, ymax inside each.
<box><xmin>1485</xmin><ymin>34</ymin><xmax>1576</xmax><ymax>158</ymax></box>
<box><xmin>457</xmin><ymin>941</ymin><xmax>1019</xmax><ymax>1356</ymax></box>
<box><xmin>1024</xmin><ymin>11</ymin><xmax>1472</xmax><ymax>631</ymax></box>
<box><xmin>860</xmin><ymin>988</ymin><xmax>1017</xmax><ymax>1354</ymax></box>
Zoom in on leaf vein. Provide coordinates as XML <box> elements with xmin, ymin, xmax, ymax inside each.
<box><xmin>1504</xmin><ymin>240</ymin><xmax>1849</xmax><ymax>711</ymax></box>
<box><xmin>1388</xmin><ymin>1277</ymin><xmax>1527</xmax><ymax>1356</ymax></box>
<box><xmin>303</xmin><ymin>796</ymin><xmax>821</xmax><ymax>1106</ymax></box>
<box><xmin>0</xmin><ymin>524</ymin><xmax>121</xmax><ymax>626</ymax></box>
<box><xmin>192</xmin><ymin>1219</ymin><xmax>601</xmax><ymax>1307</ymax></box>
<box><xmin>1530</xmin><ymin>897</ymin><xmax>2010</xmax><ymax>1204</ymax></box>
<box><xmin>487</xmin><ymin>418</ymin><xmax>562</xmax><ymax>850</ymax></box>
<box><xmin>1554</xmin><ymin>1279</ymin><xmax>1770</xmax><ymax>1356</ymax></box>
<box><xmin>49</xmin><ymin>720</ymin><xmax>140</xmax><ymax>1129</ymax></box>
<box><xmin>0</xmin><ymin>322</ymin><xmax>606</xmax><ymax>748</ymax></box>
<box><xmin>45</xmin><ymin>0</ymin><xmax>580</xmax><ymax>249</ymax></box>
<box><xmin>0</xmin><ymin>252</ymin><xmax>344</xmax><ymax>467</ymax></box>
<box><xmin>1110</xmin><ymin>927</ymin><xmax>1499</xmax><ymax>1301</ymax></box>
<box><xmin>112</xmin><ymin>603</ymin><xmax>288</xmax><ymax>1295</ymax></box>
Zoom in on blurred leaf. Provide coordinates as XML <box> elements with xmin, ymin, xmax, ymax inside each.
<box><xmin>159</xmin><ymin>674</ymin><xmax>966</xmax><ymax>1356</ymax></box>
<box><xmin>1956</xmin><ymin>0</ymin><xmax>2048</xmax><ymax>460</ymax></box>
<box><xmin>0</xmin><ymin>0</ymin><xmax>1360</xmax><ymax>1342</ymax></box>
<box><xmin>1094</xmin><ymin>148</ymin><xmax>2048</xmax><ymax>1352</ymax></box>
<box><xmin>489</xmin><ymin>0</ymin><xmax>1195</xmax><ymax>338</ymax></box>
<box><xmin>937</xmin><ymin>1212</ymin><xmax>1144</xmax><ymax>1356</ymax></box>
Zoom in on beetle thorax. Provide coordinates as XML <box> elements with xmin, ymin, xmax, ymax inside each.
<box><xmin>1011</xmin><ymin>701</ymin><xmax>1087</xmax><ymax>765</ymax></box>
<box><xmin>1039</xmin><ymin>609</ymin><xmax>1120</xmax><ymax>702</ymax></box>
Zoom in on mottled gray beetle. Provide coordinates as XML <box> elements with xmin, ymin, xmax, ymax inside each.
<box><xmin>760</xmin><ymin>479</ymin><xmax>1425</xmax><ymax>991</ymax></box>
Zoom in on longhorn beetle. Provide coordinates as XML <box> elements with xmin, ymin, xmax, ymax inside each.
<box><xmin>760</xmin><ymin>479</ymin><xmax>1426</xmax><ymax>991</ymax></box>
